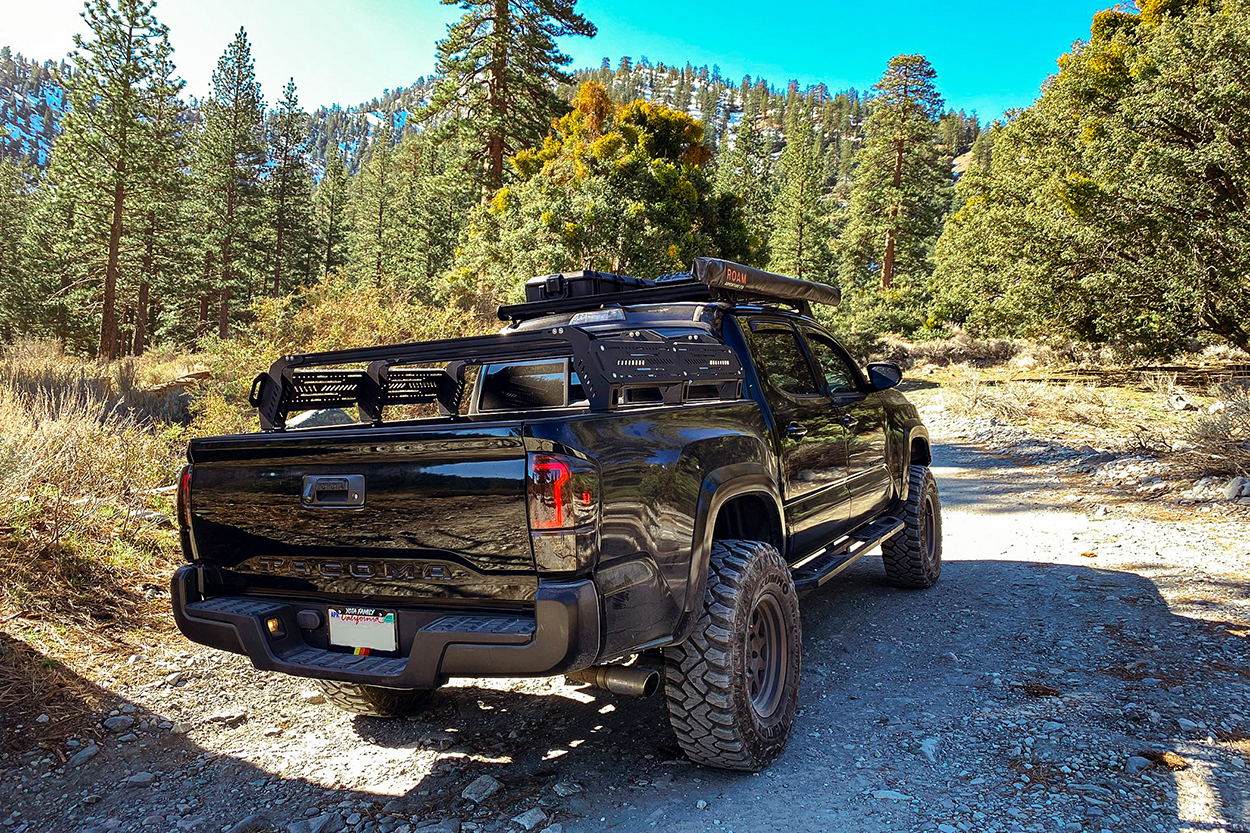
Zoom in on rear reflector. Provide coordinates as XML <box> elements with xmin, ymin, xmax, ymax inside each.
<box><xmin>176</xmin><ymin>465</ymin><xmax>193</xmax><ymax>528</ymax></box>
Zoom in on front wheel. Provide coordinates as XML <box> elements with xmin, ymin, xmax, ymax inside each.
<box><xmin>664</xmin><ymin>539</ymin><xmax>801</xmax><ymax>771</ymax></box>
<box><xmin>317</xmin><ymin>681</ymin><xmax>434</xmax><ymax>717</ymax></box>
<box><xmin>882</xmin><ymin>464</ymin><xmax>942</xmax><ymax>588</ymax></box>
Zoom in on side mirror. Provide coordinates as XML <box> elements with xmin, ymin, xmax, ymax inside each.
<box><xmin>866</xmin><ymin>362</ymin><xmax>902</xmax><ymax>391</ymax></box>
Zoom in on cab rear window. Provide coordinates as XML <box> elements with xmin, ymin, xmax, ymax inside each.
<box><xmin>477</xmin><ymin>359</ymin><xmax>587</xmax><ymax>412</ymax></box>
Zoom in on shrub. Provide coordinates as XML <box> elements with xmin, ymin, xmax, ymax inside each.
<box><xmin>1180</xmin><ymin>386</ymin><xmax>1250</xmax><ymax>476</ymax></box>
<box><xmin>189</xmin><ymin>272</ymin><xmax>495</xmax><ymax>437</ymax></box>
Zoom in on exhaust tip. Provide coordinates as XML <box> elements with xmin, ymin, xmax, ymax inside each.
<box><xmin>567</xmin><ymin>665</ymin><xmax>660</xmax><ymax>698</ymax></box>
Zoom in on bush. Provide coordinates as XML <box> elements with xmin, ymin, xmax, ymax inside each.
<box><xmin>189</xmin><ymin>272</ymin><xmax>495</xmax><ymax>437</ymax></box>
<box><xmin>0</xmin><ymin>375</ymin><xmax>183</xmax><ymax>638</ymax></box>
<box><xmin>1180</xmin><ymin>386</ymin><xmax>1250</xmax><ymax>476</ymax></box>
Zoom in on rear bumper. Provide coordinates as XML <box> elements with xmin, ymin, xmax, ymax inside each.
<box><xmin>170</xmin><ymin>566</ymin><xmax>601</xmax><ymax>688</ymax></box>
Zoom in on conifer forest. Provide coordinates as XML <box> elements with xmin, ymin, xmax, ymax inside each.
<box><xmin>0</xmin><ymin>0</ymin><xmax>1247</xmax><ymax>360</ymax></box>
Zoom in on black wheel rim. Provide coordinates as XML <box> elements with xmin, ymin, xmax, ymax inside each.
<box><xmin>746</xmin><ymin>589</ymin><xmax>788</xmax><ymax>720</ymax></box>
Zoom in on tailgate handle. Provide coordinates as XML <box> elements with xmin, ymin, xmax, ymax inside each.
<box><xmin>302</xmin><ymin>474</ymin><xmax>366</xmax><ymax>508</ymax></box>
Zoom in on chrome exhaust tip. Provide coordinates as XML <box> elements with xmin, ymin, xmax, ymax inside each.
<box><xmin>566</xmin><ymin>665</ymin><xmax>660</xmax><ymax>698</ymax></box>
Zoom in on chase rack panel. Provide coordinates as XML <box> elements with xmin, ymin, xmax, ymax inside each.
<box><xmin>249</xmin><ymin>327</ymin><xmax>745</xmax><ymax>432</ymax></box>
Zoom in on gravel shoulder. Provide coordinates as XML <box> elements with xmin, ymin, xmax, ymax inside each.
<box><xmin>2</xmin><ymin>423</ymin><xmax>1248</xmax><ymax>833</ymax></box>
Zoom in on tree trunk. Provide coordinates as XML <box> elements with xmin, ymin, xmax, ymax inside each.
<box><xmin>487</xmin><ymin>0</ymin><xmax>510</xmax><ymax>190</ymax></box>
<box><xmin>100</xmin><ymin>177</ymin><xmax>125</xmax><ymax>359</ymax></box>
<box><xmin>133</xmin><ymin>280</ymin><xmax>149</xmax><ymax>356</ymax></box>
<box><xmin>273</xmin><ymin>194</ymin><xmax>285</xmax><ymax>297</ymax></box>
<box><xmin>881</xmin><ymin>136</ymin><xmax>906</xmax><ymax>292</ymax></box>
<box><xmin>219</xmin><ymin>218</ymin><xmax>233</xmax><ymax>339</ymax></box>
<box><xmin>218</xmin><ymin>285</ymin><xmax>231</xmax><ymax>339</ymax></box>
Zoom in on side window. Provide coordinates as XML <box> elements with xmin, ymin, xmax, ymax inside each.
<box><xmin>803</xmin><ymin>330</ymin><xmax>860</xmax><ymax>395</ymax></box>
<box><xmin>747</xmin><ymin>323</ymin><xmax>820</xmax><ymax>396</ymax></box>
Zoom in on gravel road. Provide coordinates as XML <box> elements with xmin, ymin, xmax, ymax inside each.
<box><xmin>3</xmin><ymin>433</ymin><xmax>1248</xmax><ymax>833</ymax></box>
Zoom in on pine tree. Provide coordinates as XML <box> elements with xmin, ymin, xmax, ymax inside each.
<box><xmin>267</xmin><ymin>78</ymin><xmax>314</xmax><ymax>297</ymax></box>
<box><xmin>193</xmin><ymin>27</ymin><xmax>266</xmax><ymax>338</ymax></box>
<box><xmin>392</xmin><ymin>130</ymin><xmax>477</xmax><ymax>292</ymax></box>
<box><xmin>425</xmin><ymin>0</ymin><xmax>596</xmax><ymax>190</ymax></box>
<box><xmin>932</xmin><ymin>0</ymin><xmax>1250</xmax><ymax>354</ymax></box>
<box><xmin>314</xmin><ymin>150</ymin><xmax>350</xmax><ymax>275</ymax></box>
<box><xmin>129</xmin><ymin>50</ymin><xmax>188</xmax><ymax>354</ymax></box>
<box><xmin>770</xmin><ymin>94</ymin><xmax>830</xmax><ymax>281</ymax></box>
<box><xmin>714</xmin><ymin>94</ymin><xmax>775</xmax><ymax>264</ymax></box>
<box><xmin>840</xmin><ymin>55</ymin><xmax>950</xmax><ymax>292</ymax></box>
<box><xmin>349</xmin><ymin>120</ymin><xmax>398</xmax><ymax>284</ymax></box>
<box><xmin>46</xmin><ymin>0</ymin><xmax>181</xmax><ymax>357</ymax></box>
<box><xmin>0</xmin><ymin>159</ymin><xmax>36</xmax><ymax>339</ymax></box>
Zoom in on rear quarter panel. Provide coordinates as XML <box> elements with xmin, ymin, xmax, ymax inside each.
<box><xmin>527</xmin><ymin>402</ymin><xmax>775</xmax><ymax>658</ymax></box>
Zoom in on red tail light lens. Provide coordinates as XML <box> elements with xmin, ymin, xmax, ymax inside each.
<box><xmin>176</xmin><ymin>465</ymin><xmax>193</xmax><ymax>528</ymax></box>
<box><xmin>527</xmin><ymin>453</ymin><xmax>597</xmax><ymax>531</ymax></box>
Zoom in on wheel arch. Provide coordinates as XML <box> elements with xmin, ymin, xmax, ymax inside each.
<box><xmin>901</xmin><ymin>426</ymin><xmax>932</xmax><ymax>502</ymax></box>
<box><xmin>673</xmin><ymin>465</ymin><xmax>783</xmax><ymax>644</ymax></box>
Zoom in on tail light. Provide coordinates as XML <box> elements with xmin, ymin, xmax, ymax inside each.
<box><xmin>176</xmin><ymin>465</ymin><xmax>193</xmax><ymax>528</ymax></box>
<box><xmin>527</xmin><ymin>453</ymin><xmax>598</xmax><ymax>531</ymax></box>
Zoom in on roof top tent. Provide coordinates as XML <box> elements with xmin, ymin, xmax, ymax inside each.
<box><xmin>497</xmin><ymin>257</ymin><xmax>842</xmax><ymax>323</ymax></box>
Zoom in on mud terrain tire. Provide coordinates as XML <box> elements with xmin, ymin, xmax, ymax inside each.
<box><xmin>882</xmin><ymin>465</ymin><xmax>942</xmax><ymax>588</ymax></box>
<box><xmin>664</xmin><ymin>539</ymin><xmax>801</xmax><ymax>771</ymax></box>
<box><xmin>317</xmin><ymin>681</ymin><xmax>433</xmax><ymax>717</ymax></box>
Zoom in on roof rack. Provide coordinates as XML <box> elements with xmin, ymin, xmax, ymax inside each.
<box><xmin>497</xmin><ymin>257</ymin><xmax>841</xmax><ymax>323</ymax></box>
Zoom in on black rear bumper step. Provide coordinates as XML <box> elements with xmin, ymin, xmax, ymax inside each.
<box><xmin>172</xmin><ymin>566</ymin><xmax>600</xmax><ymax>687</ymax></box>
<box><xmin>792</xmin><ymin>516</ymin><xmax>904</xmax><ymax>595</ymax></box>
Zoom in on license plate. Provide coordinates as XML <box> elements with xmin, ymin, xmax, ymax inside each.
<box><xmin>327</xmin><ymin>607</ymin><xmax>397</xmax><ymax>654</ymax></box>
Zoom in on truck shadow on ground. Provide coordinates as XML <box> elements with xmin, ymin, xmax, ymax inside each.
<box><xmin>333</xmin><ymin>553</ymin><xmax>1247</xmax><ymax>833</ymax></box>
<box><xmin>3</xmin><ymin>549</ymin><xmax>1245</xmax><ymax>833</ymax></box>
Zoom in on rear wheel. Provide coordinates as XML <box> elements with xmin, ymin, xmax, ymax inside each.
<box><xmin>882</xmin><ymin>465</ymin><xmax>942</xmax><ymax>588</ymax></box>
<box><xmin>317</xmin><ymin>681</ymin><xmax>434</xmax><ymax>717</ymax></box>
<box><xmin>664</xmin><ymin>539</ymin><xmax>801</xmax><ymax>771</ymax></box>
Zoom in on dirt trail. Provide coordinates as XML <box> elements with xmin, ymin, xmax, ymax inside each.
<box><xmin>2</xmin><ymin>437</ymin><xmax>1248</xmax><ymax>833</ymax></box>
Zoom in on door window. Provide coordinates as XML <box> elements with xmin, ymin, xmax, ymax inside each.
<box><xmin>803</xmin><ymin>330</ymin><xmax>861</xmax><ymax>395</ymax></box>
<box><xmin>747</xmin><ymin>323</ymin><xmax>820</xmax><ymax>397</ymax></box>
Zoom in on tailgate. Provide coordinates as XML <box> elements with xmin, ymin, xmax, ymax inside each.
<box><xmin>186</xmin><ymin>424</ymin><xmax>535</xmax><ymax>603</ymax></box>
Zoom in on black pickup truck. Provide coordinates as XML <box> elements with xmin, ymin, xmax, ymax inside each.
<box><xmin>172</xmin><ymin>258</ymin><xmax>940</xmax><ymax>771</ymax></box>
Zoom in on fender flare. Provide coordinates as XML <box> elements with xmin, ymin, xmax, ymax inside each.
<box><xmin>671</xmin><ymin>464</ymin><xmax>784</xmax><ymax>643</ymax></box>
<box><xmin>900</xmin><ymin>425</ymin><xmax>932</xmax><ymax>502</ymax></box>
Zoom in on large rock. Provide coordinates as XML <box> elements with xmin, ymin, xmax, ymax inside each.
<box><xmin>102</xmin><ymin>715</ymin><xmax>134</xmax><ymax>733</ymax></box>
<box><xmin>1224</xmin><ymin>476</ymin><xmax>1250</xmax><ymax>500</ymax></box>
<box><xmin>461</xmin><ymin>774</ymin><xmax>503</xmax><ymax>804</ymax></box>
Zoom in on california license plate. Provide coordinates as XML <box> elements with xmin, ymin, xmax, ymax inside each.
<box><xmin>327</xmin><ymin>607</ymin><xmax>397</xmax><ymax>654</ymax></box>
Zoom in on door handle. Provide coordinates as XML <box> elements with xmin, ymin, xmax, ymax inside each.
<box><xmin>838</xmin><ymin>414</ymin><xmax>859</xmax><ymax>429</ymax></box>
<box><xmin>786</xmin><ymin>422</ymin><xmax>808</xmax><ymax>441</ymax></box>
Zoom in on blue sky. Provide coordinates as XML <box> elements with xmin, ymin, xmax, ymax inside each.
<box><xmin>0</xmin><ymin>0</ymin><xmax>1113</xmax><ymax>118</ymax></box>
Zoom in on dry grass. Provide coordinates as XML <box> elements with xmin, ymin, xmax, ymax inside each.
<box><xmin>944</xmin><ymin>377</ymin><xmax>1113</xmax><ymax>428</ymax></box>
<box><xmin>0</xmin><ymin>342</ymin><xmax>187</xmax><ymax>687</ymax></box>
<box><xmin>0</xmin><ymin>339</ymin><xmax>205</xmax><ymax>425</ymax></box>
<box><xmin>1137</xmin><ymin>749</ymin><xmax>1191</xmax><ymax>771</ymax></box>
